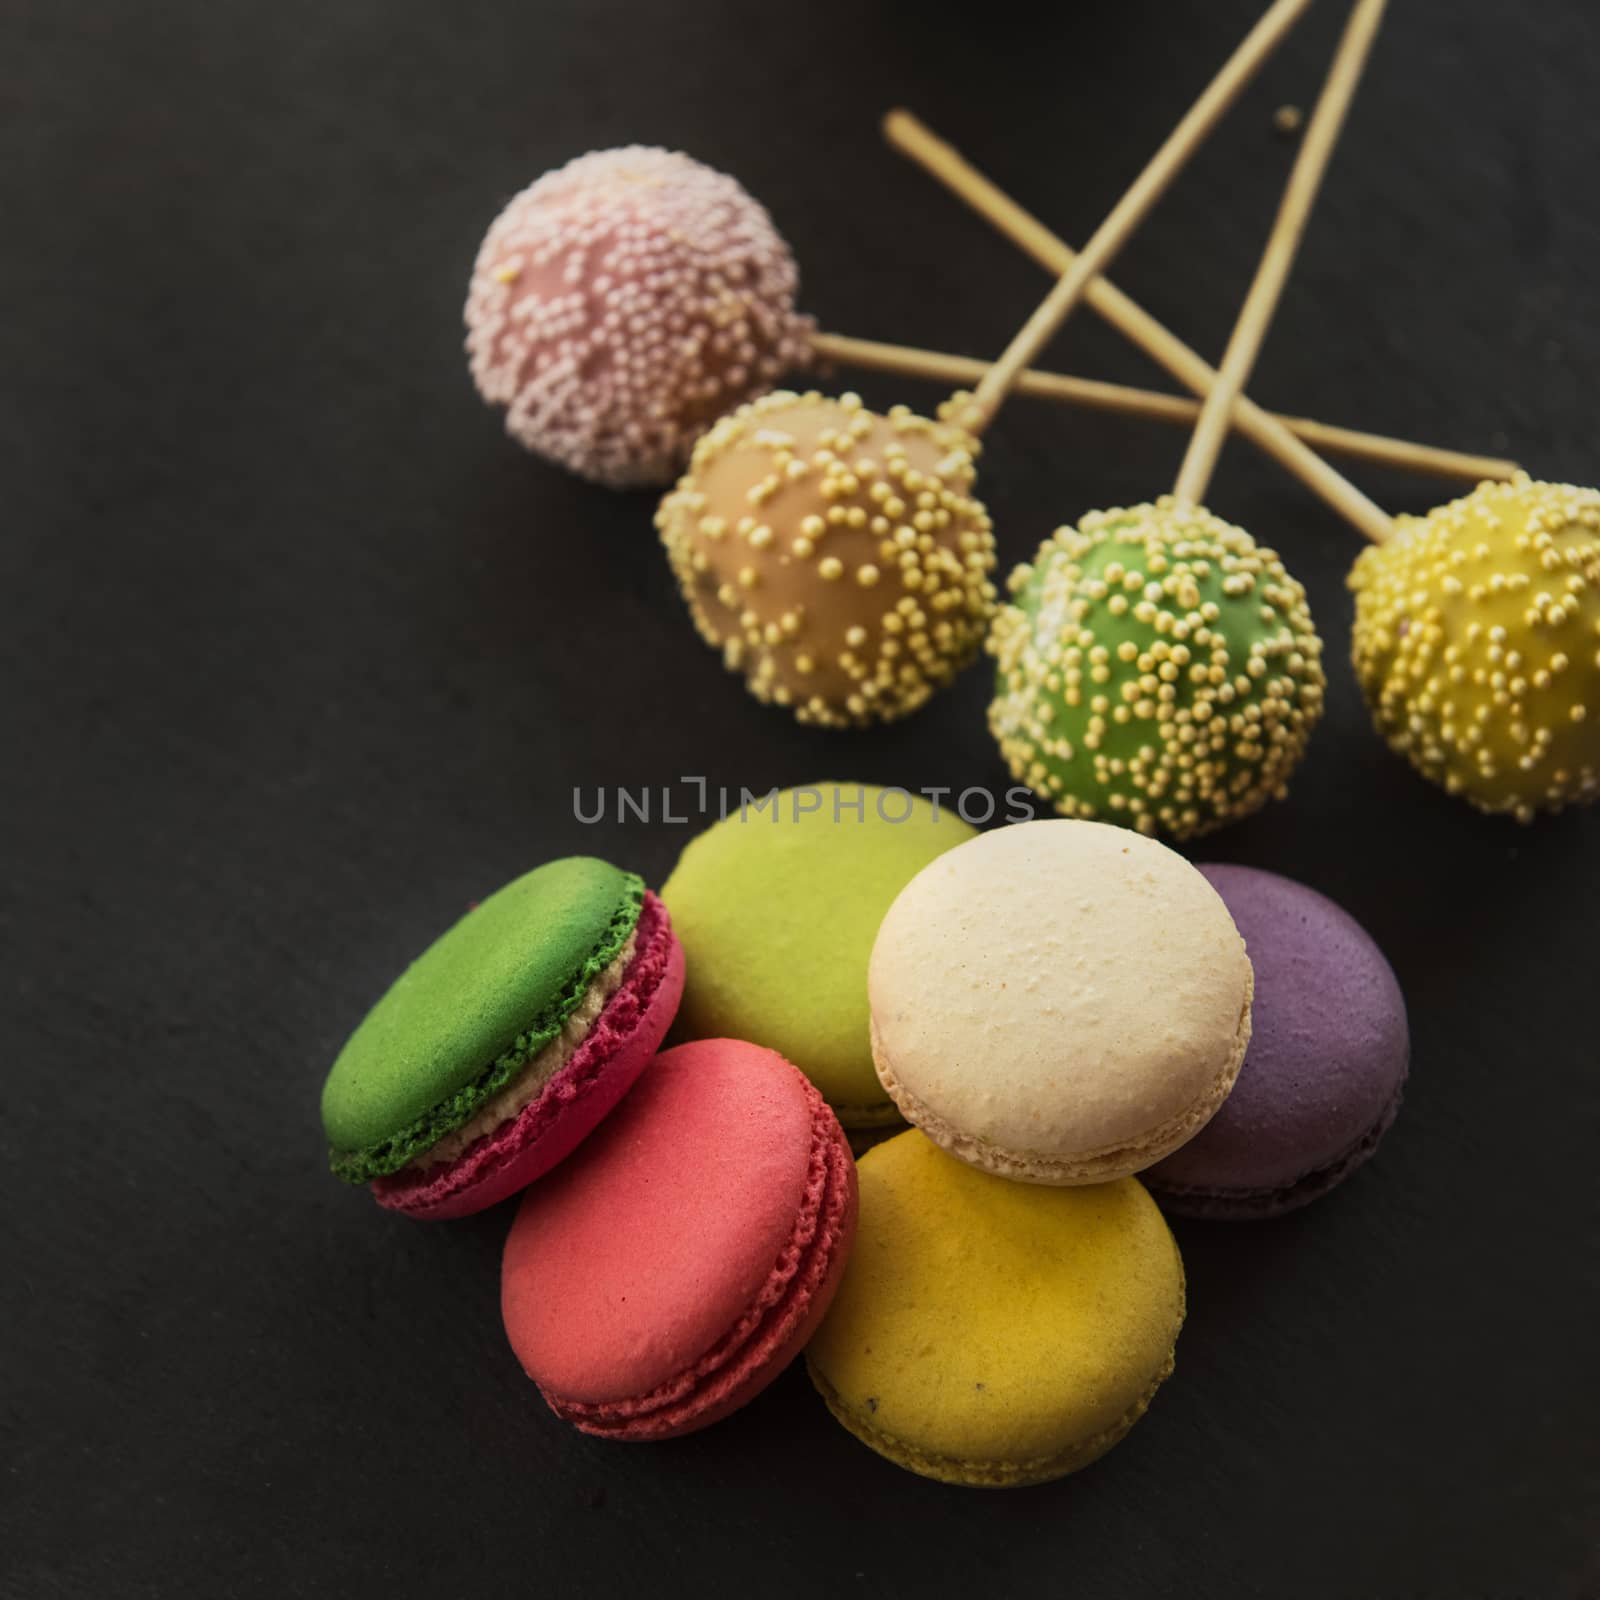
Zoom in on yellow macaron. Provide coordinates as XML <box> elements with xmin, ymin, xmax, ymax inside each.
<box><xmin>806</xmin><ymin>1130</ymin><xmax>1185</xmax><ymax>1487</ymax></box>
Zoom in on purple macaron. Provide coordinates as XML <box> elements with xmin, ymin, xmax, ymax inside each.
<box><xmin>1144</xmin><ymin>864</ymin><xmax>1408</xmax><ymax>1220</ymax></box>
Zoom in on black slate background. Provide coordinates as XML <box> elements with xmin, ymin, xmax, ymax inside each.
<box><xmin>4</xmin><ymin>1</ymin><xmax>1597</xmax><ymax>1595</ymax></box>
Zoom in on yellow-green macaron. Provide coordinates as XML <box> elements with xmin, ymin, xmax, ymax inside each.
<box><xmin>662</xmin><ymin>784</ymin><xmax>974</xmax><ymax>1130</ymax></box>
<box><xmin>806</xmin><ymin>1130</ymin><xmax>1185</xmax><ymax>1487</ymax></box>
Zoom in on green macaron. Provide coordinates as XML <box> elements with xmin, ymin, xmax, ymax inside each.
<box><xmin>321</xmin><ymin>857</ymin><xmax>643</xmax><ymax>1184</ymax></box>
<box><xmin>661</xmin><ymin>783</ymin><xmax>975</xmax><ymax>1129</ymax></box>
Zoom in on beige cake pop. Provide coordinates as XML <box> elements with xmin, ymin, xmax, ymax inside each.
<box><xmin>657</xmin><ymin>0</ymin><xmax>1315</xmax><ymax>726</ymax></box>
<box><xmin>656</xmin><ymin>391</ymin><xmax>995</xmax><ymax>727</ymax></box>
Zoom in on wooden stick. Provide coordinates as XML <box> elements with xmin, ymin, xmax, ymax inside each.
<box><xmin>1175</xmin><ymin>0</ymin><xmax>1388</xmax><ymax>505</ymax></box>
<box><xmin>883</xmin><ymin>110</ymin><xmax>1398</xmax><ymax>543</ymax></box>
<box><xmin>809</xmin><ymin>332</ymin><xmax>1518</xmax><ymax>485</ymax></box>
<box><xmin>963</xmin><ymin>0</ymin><xmax>1313</xmax><ymax>435</ymax></box>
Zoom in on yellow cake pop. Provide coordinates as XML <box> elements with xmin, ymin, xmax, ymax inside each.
<box><xmin>1350</xmin><ymin>476</ymin><xmax>1600</xmax><ymax>819</ymax></box>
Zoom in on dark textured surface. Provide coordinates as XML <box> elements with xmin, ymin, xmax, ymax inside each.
<box><xmin>4</xmin><ymin>1</ymin><xmax>1597</xmax><ymax>1595</ymax></box>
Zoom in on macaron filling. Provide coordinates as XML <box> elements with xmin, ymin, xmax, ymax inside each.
<box><xmin>809</xmin><ymin>1345</ymin><xmax>1177</xmax><ymax>1489</ymax></box>
<box><xmin>398</xmin><ymin>926</ymin><xmax>639</xmax><ymax>1171</ymax></box>
<box><xmin>370</xmin><ymin>893</ymin><xmax>675</xmax><ymax>1210</ymax></box>
<box><xmin>540</xmin><ymin>1080</ymin><xmax>854</xmax><ymax>1439</ymax></box>
<box><xmin>329</xmin><ymin>874</ymin><xmax>643</xmax><ymax>1184</ymax></box>
<box><xmin>1148</xmin><ymin>1072</ymin><xmax>1406</xmax><ymax>1219</ymax></box>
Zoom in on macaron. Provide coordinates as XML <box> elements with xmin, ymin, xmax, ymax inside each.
<box><xmin>806</xmin><ymin>1131</ymin><xmax>1185</xmax><ymax>1487</ymax></box>
<box><xmin>868</xmin><ymin>819</ymin><xmax>1253</xmax><ymax>1184</ymax></box>
<box><xmin>501</xmin><ymin>1038</ymin><xmax>857</xmax><ymax>1440</ymax></box>
<box><xmin>320</xmin><ymin>857</ymin><xmax>684</xmax><ymax>1221</ymax></box>
<box><xmin>662</xmin><ymin>783</ymin><xmax>975</xmax><ymax>1130</ymax></box>
<box><xmin>1145</xmin><ymin>864</ymin><xmax>1409</xmax><ymax>1219</ymax></box>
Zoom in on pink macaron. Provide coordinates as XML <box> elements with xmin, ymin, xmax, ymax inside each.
<box><xmin>501</xmin><ymin>1038</ymin><xmax>858</xmax><ymax>1440</ymax></box>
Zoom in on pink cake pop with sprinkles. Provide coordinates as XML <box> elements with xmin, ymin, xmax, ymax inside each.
<box><xmin>465</xmin><ymin>146</ymin><xmax>815</xmax><ymax>489</ymax></box>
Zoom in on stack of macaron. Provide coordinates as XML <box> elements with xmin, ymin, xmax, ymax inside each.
<box><xmin>320</xmin><ymin>855</ymin><xmax>858</xmax><ymax>1434</ymax></box>
<box><xmin>319</xmin><ymin>804</ymin><xmax>1408</xmax><ymax>1488</ymax></box>
<box><xmin>805</xmin><ymin>817</ymin><xmax>1408</xmax><ymax>1484</ymax></box>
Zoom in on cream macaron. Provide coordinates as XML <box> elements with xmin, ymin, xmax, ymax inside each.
<box><xmin>867</xmin><ymin>819</ymin><xmax>1252</xmax><ymax>1184</ymax></box>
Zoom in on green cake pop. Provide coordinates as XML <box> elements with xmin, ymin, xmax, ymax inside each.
<box><xmin>988</xmin><ymin>501</ymin><xmax>1324</xmax><ymax>838</ymax></box>
<box><xmin>986</xmin><ymin>0</ymin><xmax>1384</xmax><ymax>839</ymax></box>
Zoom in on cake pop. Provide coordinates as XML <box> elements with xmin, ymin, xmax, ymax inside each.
<box><xmin>989</xmin><ymin>502</ymin><xmax>1323</xmax><ymax>836</ymax></box>
<box><xmin>464</xmin><ymin>146</ymin><xmax>813</xmax><ymax>488</ymax></box>
<box><xmin>657</xmin><ymin>0</ymin><xmax>1315</xmax><ymax>726</ymax></box>
<box><xmin>462</xmin><ymin>141</ymin><xmax>1515</xmax><ymax>500</ymax></box>
<box><xmin>657</xmin><ymin>391</ymin><xmax>994</xmax><ymax>725</ymax></box>
<box><xmin>887</xmin><ymin>33</ymin><xmax>1596</xmax><ymax>822</ymax></box>
<box><xmin>1350</xmin><ymin>476</ymin><xmax>1600</xmax><ymax>818</ymax></box>
<box><xmin>988</xmin><ymin>0</ymin><xmax>1387</xmax><ymax>837</ymax></box>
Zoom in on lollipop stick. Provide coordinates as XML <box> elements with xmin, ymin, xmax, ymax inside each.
<box><xmin>883</xmin><ymin>111</ymin><xmax>1397</xmax><ymax>542</ymax></box>
<box><xmin>963</xmin><ymin>0</ymin><xmax>1313</xmax><ymax>435</ymax></box>
<box><xmin>810</xmin><ymin>332</ymin><xmax>1518</xmax><ymax>485</ymax></box>
<box><xmin>1175</xmin><ymin>0</ymin><xmax>1388</xmax><ymax>505</ymax></box>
